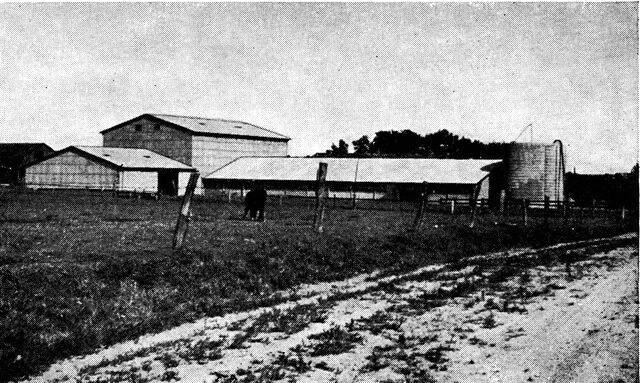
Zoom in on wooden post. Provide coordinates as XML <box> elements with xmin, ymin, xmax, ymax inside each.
<box><xmin>450</xmin><ymin>200</ymin><xmax>455</xmax><ymax>215</ymax></box>
<box><xmin>411</xmin><ymin>182</ymin><xmax>428</xmax><ymax>231</ymax></box>
<box><xmin>621</xmin><ymin>205</ymin><xmax>626</xmax><ymax>221</ymax></box>
<box><xmin>469</xmin><ymin>183</ymin><xmax>481</xmax><ymax>228</ymax></box>
<box><xmin>312</xmin><ymin>163</ymin><xmax>328</xmax><ymax>233</ymax></box>
<box><xmin>544</xmin><ymin>195</ymin><xmax>550</xmax><ymax>226</ymax></box>
<box><xmin>333</xmin><ymin>194</ymin><xmax>336</xmax><ymax>209</ymax></box>
<box><xmin>351</xmin><ymin>187</ymin><xmax>357</xmax><ymax>210</ymax></box>
<box><xmin>173</xmin><ymin>172</ymin><xmax>199</xmax><ymax>251</ymax></box>
<box><xmin>228</xmin><ymin>190</ymin><xmax>232</xmax><ymax>203</ymax></box>
<box><xmin>521</xmin><ymin>198</ymin><xmax>528</xmax><ymax>226</ymax></box>
<box><xmin>499</xmin><ymin>190</ymin><xmax>506</xmax><ymax>216</ymax></box>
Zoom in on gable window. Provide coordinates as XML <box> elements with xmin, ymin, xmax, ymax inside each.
<box><xmin>134</xmin><ymin>124</ymin><xmax>142</xmax><ymax>132</ymax></box>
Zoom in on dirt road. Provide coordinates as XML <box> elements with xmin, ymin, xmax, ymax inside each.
<box><xmin>28</xmin><ymin>235</ymin><xmax>638</xmax><ymax>383</ymax></box>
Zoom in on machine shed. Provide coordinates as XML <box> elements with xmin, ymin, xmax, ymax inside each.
<box><xmin>204</xmin><ymin>157</ymin><xmax>501</xmax><ymax>201</ymax></box>
<box><xmin>24</xmin><ymin>146</ymin><xmax>196</xmax><ymax>196</ymax></box>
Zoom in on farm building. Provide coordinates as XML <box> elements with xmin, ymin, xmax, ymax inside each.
<box><xmin>204</xmin><ymin>157</ymin><xmax>502</xmax><ymax>202</ymax></box>
<box><xmin>24</xmin><ymin>146</ymin><xmax>196</xmax><ymax>195</ymax></box>
<box><xmin>0</xmin><ymin>143</ymin><xmax>54</xmax><ymax>185</ymax></box>
<box><xmin>100</xmin><ymin>114</ymin><xmax>290</xmax><ymax>183</ymax></box>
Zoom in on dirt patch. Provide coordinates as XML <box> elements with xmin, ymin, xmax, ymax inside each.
<box><xmin>25</xmin><ymin>236</ymin><xmax>638</xmax><ymax>383</ymax></box>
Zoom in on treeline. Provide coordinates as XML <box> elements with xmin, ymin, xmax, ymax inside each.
<box><xmin>566</xmin><ymin>164</ymin><xmax>638</xmax><ymax>209</ymax></box>
<box><xmin>314</xmin><ymin>129</ymin><xmax>509</xmax><ymax>159</ymax></box>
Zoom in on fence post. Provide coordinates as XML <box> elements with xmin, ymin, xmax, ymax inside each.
<box><xmin>621</xmin><ymin>205</ymin><xmax>626</xmax><ymax>221</ymax></box>
<box><xmin>499</xmin><ymin>190</ymin><xmax>506</xmax><ymax>216</ymax></box>
<box><xmin>173</xmin><ymin>172</ymin><xmax>200</xmax><ymax>251</ymax></box>
<box><xmin>469</xmin><ymin>183</ymin><xmax>481</xmax><ymax>228</ymax></box>
<box><xmin>411</xmin><ymin>182</ymin><xmax>428</xmax><ymax>231</ymax></box>
<box><xmin>450</xmin><ymin>200</ymin><xmax>455</xmax><ymax>215</ymax></box>
<box><xmin>312</xmin><ymin>163</ymin><xmax>328</xmax><ymax>233</ymax></box>
<box><xmin>521</xmin><ymin>198</ymin><xmax>528</xmax><ymax>226</ymax></box>
<box><xmin>351</xmin><ymin>186</ymin><xmax>357</xmax><ymax>210</ymax></box>
<box><xmin>544</xmin><ymin>195</ymin><xmax>550</xmax><ymax>226</ymax></box>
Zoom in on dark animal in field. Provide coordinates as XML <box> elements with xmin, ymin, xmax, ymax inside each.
<box><xmin>242</xmin><ymin>188</ymin><xmax>267</xmax><ymax>221</ymax></box>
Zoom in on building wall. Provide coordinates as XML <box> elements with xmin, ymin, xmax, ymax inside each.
<box><xmin>103</xmin><ymin>118</ymin><xmax>193</xmax><ymax>166</ymax></box>
<box><xmin>25</xmin><ymin>152</ymin><xmax>119</xmax><ymax>189</ymax></box>
<box><xmin>191</xmin><ymin>136</ymin><xmax>288</xmax><ymax>177</ymax></box>
<box><xmin>119</xmin><ymin>171</ymin><xmax>157</xmax><ymax>193</ymax></box>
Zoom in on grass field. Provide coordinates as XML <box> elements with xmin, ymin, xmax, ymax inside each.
<box><xmin>0</xmin><ymin>187</ymin><xmax>636</xmax><ymax>381</ymax></box>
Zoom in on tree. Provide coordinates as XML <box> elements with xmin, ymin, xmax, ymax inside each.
<box><xmin>352</xmin><ymin>136</ymin><xmax>371</xmax><ymax>156</ymax></box>
<box><xmin>327</xmin><ymin>139</ymin><xmax>349</xmax><ymax>156</ymax></box>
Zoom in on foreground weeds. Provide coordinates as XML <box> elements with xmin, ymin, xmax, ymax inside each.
<box><xmin>0</xmin><ymin>196</ymin><xmax>636</xmax><ymax>381</ymax></box>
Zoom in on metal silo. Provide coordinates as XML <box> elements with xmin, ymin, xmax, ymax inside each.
<box><xmin>505</xmin><ymin>140</ymin><xmax>565</xmax><ymax>201</ymax></box>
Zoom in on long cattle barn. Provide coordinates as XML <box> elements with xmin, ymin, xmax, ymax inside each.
<box><xmin>204</xmin><ymin>157</ymin><xmax>502</xmax><ymax>203</ymax></box>
<box><xmin>24</xmin><ymin>146</ymin><xmax>196</xmax><ymax>195</ymax></box>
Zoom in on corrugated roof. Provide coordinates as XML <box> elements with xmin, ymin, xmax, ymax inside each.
<box><xmin>101</xmin><ymin>114</ymin><xmax>290</xmax><ymax>141</ymax></box>
<box><xmin>206</xmin><ymin>157</ymin><xmax>501</xmax><ymax>184</ymax></box>
<box><xmin>73</xmin><ymin>146</ymin><xmax>195</xmax><ymax>171</ymax></box>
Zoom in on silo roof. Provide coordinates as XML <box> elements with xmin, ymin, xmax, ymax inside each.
<box><xmin>205</xmin><ymin>157</ymin><xmax>501</xmax><ymax>185</ymax></box>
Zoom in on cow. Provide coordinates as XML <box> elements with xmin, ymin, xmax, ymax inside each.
<box><xmin>242</xmin><ymin>186</ymin><xmax>267</xmax><ymax>221</ymax></box>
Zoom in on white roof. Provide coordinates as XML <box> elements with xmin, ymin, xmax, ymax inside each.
<box><xmin>150</xmin><ymin>114</ymin><xmax>290</xmax><ymax>140</ymax></box>
<box><xmin>206</xmin><ymin>157</ymin><xmax>501</xmax><ymax>184</ymax></box>
<box><xmin>73</xmin><ymin>146</ymin><xmax>194</xmax><ymax>171</ymax></box>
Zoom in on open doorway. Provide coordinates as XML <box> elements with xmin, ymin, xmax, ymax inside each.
<box><xmin>158</xmin><ymin>171</ymin><xmax>178</xmax><ymax>196</ymax></box>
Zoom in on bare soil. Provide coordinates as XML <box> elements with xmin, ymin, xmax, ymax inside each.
<box><xmin>25</xmin><ymin>235</ymin><xmax>638</xmax><ymax>383</ymax></box>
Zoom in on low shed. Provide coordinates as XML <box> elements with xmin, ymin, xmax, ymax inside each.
<box><xmin>24</xmin><ymin>146</ymin><xmax>196</xmax><ymax>195</ymax></box>
<box><xmin>0</xmin><ymin>143</ymin><xmax>54</xmax><ymax>185</ymax></box>
<box><xmin>204</xmin><ymin>157</ymin><xmax>501</xmax><ymax>201</ymax></box>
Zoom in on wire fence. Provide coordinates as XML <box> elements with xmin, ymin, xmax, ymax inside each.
<box><xmin>0</xmin><ymin>185</ymin><xmax>636</xmax><ymax>262</ymax></box>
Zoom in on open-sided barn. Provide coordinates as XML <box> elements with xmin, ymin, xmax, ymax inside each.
<box><xmin>204</xmin><ymin>157</ymin><xmax>502</xmax><ymax>202</ymax></box>
<box><xmin>24</xmin><ymin>146</ymin><xmax>195</xmax><ymax>195</ymax></box>
<box><xmin>0</xmin><ymin>143</ymin><xmax>54</xmax><ymax>185</ymax></box>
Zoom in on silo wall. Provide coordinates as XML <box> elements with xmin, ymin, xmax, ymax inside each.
<box><xmin>505</xmin><ymin>141</ymin><xmax>564</xmax><ymax>201</ymax></box>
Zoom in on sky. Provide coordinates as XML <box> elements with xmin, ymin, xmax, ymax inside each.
<box><xmin>0</xmin><ymin>2</ymin><xmax>637</xmax><ymax>174</ymax></box>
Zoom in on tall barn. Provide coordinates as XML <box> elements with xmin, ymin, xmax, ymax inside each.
<box><xmin>100</xmin><ymin>114</ymin><xmax>290</xmax><ymax>182</ymax></box>
<box><xmin>204</xmin><ymin>157</ymin><xmax>501</xmax><ymax>201</ymax></box>
<box><xmin>0</xmin><ymin>143</ymin><xmax>54</xmax><ymax>185</ymax></box>
<box><xmin>24</xmin><ymin>146</ymin><xmax>195</xmax><ymax>195</ymax></box>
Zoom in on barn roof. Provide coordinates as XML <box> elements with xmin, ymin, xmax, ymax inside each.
<box><xmin>0</xmin><ymin>143</ymin><xmax>53</xmax><ymax>164</ymax></box>
<box><xmin>75</xmin><ymin>146</ymin><xmax>195</xmax><ymax>170</ymax></box>
<box><xmin>205</xmin><ymin>157</ymin><xmax>501</xmax><ymax>185</ymax></box>
<box><xmin>26</xmin><ymin>146</ymin><xmax>196</xmax><ymax>172</ymax></box>
<box><xmin>100</xmin><ymin>114</ymin><xmax>290</xmax><ymax>141</ymax></box>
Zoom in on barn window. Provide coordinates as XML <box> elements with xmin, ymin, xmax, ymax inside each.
<box><xmin>234</xmin><ymin>125</ymin><xmax>243</xmax><ymax>129</ymax></box>
<box><xmin>154</xmin><ymin>124</ymin><xmax>161</xmax><ymax>131</ymax></box>
<box><xmin>103</xmin><ymin>154</ymin><xmax>110</xmax><ymax>157</ymax></box>
<box><xmin>143</xmin><ymin>155</ymin><xmax>151</xmax><ymax>158</ymax></box>
<box><xmin>134</xmin><ymin>124</ymin><xmax>142</xmax><ymax>131</ymax></box>
<box><xmin>198</xmin><ymin>122</ymin><xmax>206</xmax><ymax>126</ymax></box>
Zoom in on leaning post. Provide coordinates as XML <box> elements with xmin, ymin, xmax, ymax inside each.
<box><xmin>312</xmin><ymin>162</ymin><xmax>328</xmax><ymax>233</ymax></box>
<box><xmin>411</xmin><ymin>182</ymin><xmax>428</xmax><ymax>232</ymax></box>
<box><xmin>499</xmin><ymin>190</ymin><xmax>506</xmax><ymax>216</ymax></box>
<box><xmin>173</xmin><ymin>172</ymin><xmax>200</xmax><ymax>251</ymax></box>
<box><xmin>544</xmin><ymin>195</ymin><xmax>550</xmax><ymax>226</ymax></box>
<box><xmin>469</xmin><ymin>183</ymin><xmax>482</xmax><ymax>228</ymax></box>
<box><xmin>521</xmin><ymin>198</ymin><xmax>528</xmax><ymax>227</ymax></box>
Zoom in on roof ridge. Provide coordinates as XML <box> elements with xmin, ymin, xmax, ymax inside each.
<box><xmin>150</xmin><ymin>114</ymin><xmax>290</xmax><ymax>139</ymax></box>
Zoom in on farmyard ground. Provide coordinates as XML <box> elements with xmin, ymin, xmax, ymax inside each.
<box><xmin>27</xmin><ymin>234</ymin><xmax>638</xmax><ymax>383</ymax></box>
